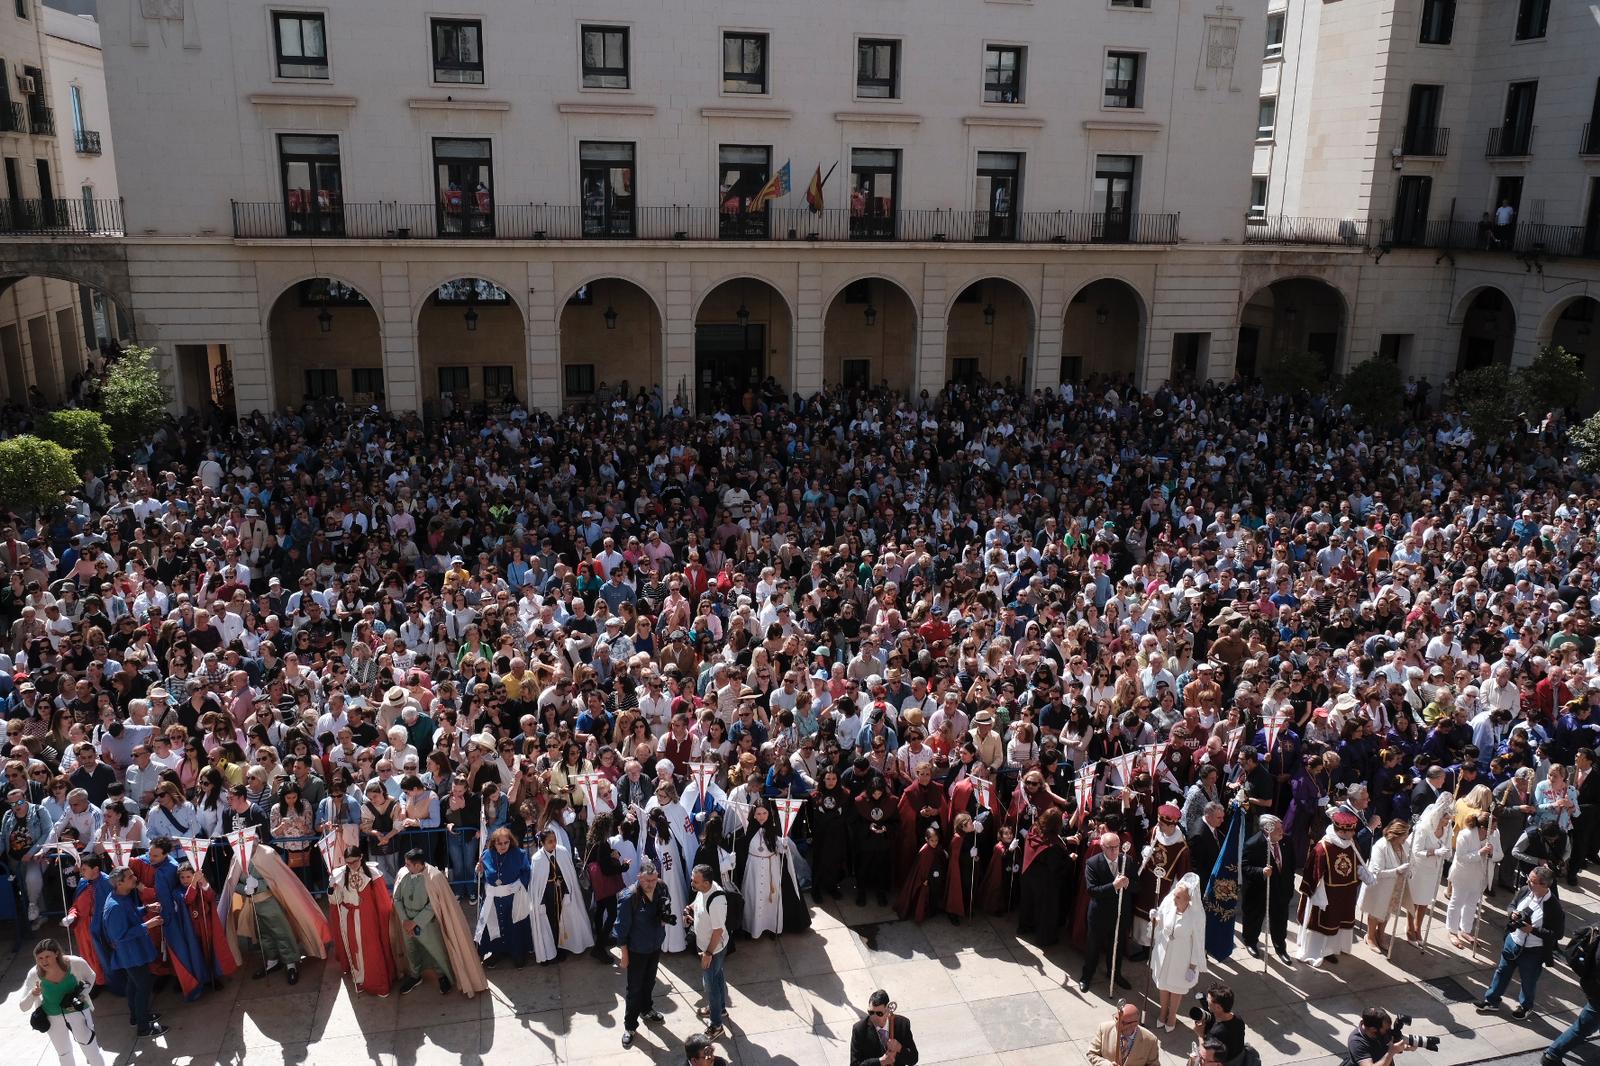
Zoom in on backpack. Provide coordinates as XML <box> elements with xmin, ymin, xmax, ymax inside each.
<box><xmin>709</xmin><ymin>887</ymin><xmax>744</xmax><ymax>954</ymax></box>
<box><xmin>1562</xmin><ymin>924</ymin><xmax>1600</xmax><ymax>991</ymax></box>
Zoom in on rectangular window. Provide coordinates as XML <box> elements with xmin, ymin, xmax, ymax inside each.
<box><xmin>564</xmin><ymin>363</ymin><xmax>596</xmax><ymax>397</ymax></box>
<box><xmin>1172</xmin><ymin>333</ymin><xmax>1209</xmax><ymax>382</ymax></box>
<box><xmin>272</xmin><ymin>11</ymin><xmax>328</xmax><ymax>79</ymax></box>
<box><xmin>580</xmin><ymin>141</ymin><xmax>635</xmax><ymax>237</ymax></box>
<box><xmin>718</xmin><ymin>144</ymin><xmax>771</xmax><ymax>239</ymax></box>
<box><xmin>983</xmin><ymin>44</ymin><xmax>1024</xmax><ymax>103</ymax></box>
<box><xmin>1103</xmin><ymin>51</ymin><xmax>1141</xmax><ymax>109</ymax></box>
<box><xmin>1109</xmin><ymin>0</ymin><xmax>1150</xmax><ymax>7</ymax></box>
<box><xmin>1586</xmin><ymin>79</ymin><xmax>1600</xmax><ymax>154</ymax></box>
<box><xmin>722</xmin><ymin>32</ymin><xmax>768</xmax><ymax>94</ymax></box>
<box><xmin>1492</xmin><ymin>80</ymin><xmax>1538</xmax><ymax>155</ymax></box>
<box><xmin>431</xmin><ymin>18</ymin><xmax>483</xmax><ymax>84</ymax></box>
<box><xmin>1093</xmin><ymin>154</ymin><xmax>1138</xmax><ymax>241</ymax></box>
<box><xmin>849</xmin><ymin>147</ymin><xmax>899</xmax><ymax>240</ymax></box>
<box><xmin>14</xmin><ymin>0</ymin><xmax>26</xmax><ymax>20</ymax></box>
<box><xmin>1256</xmin><ymin>95</ymin><xmax>1277</xmax><ymax>140</ymax></box>
<box><xmin>974</xmin><ymin>151</ymin><xmax>1022</xmax><ymax>241</ymax></box>
<box><xmin>842</xmin><ymin>358</ymin><xmax>873</xmax><ymax>389</ymax></box>
<box><xmin>1264</xmin><ymin>11</ymin><xmax>1285</xmax><ymax>58</ymax></box>
<box><xmin>303</xmin><ymin>369</ymin><xmax>339</xmax><ymax>400</ymax></box>
<box><xmin>1392</xmin><ymin>175</ymin><xmax>1433</xmax><ymax>245</ymax></box>
<box><xmin>437</xmin><ymin>366</ymin><xmax>471</xmax><ymax>400</ymax></box>
<box><xmin>351</xmin><ymin>368</ymin><xmax>384</xmax><ymax>398</ymax></box>
<box><xmin>1419</xmin><ymin>0</ymin><xmax>1455</xmax><ymax>44</ymax></box>
<box><xmin>433</xmin><ymin>137</ymin><xmax>493</xmax><ymax>236</ymax></box>
<box><xmin>949</xmin><ymin>358</ymin><xmax>980</xmax><ymax>386</ymax></box>
<box><xmin>1249</xmin><ymin>177</ymin><xmax>1268</xmax><ymax>220</ymax></box>
<box><xmin>482</xmin><ymin>365</ymin><xmax>515</xmax><ymax>402</ymax></box>
<box><xmin>1403</xmin><ymin>84</ymin><xmax>1445</xmax><ymax>155</ymax></box>
<box><xmin>1515</xmin><ymin>0</ymin><xmax>1550</xmax><ymax>40</ymax></box>
<box><xmin>581</xmin><ymin>25</ymin><xmax>629</xmax><ymax>89</ymax></box>
<box><xmin>278</xmin><ymin>133</ymin><xmax>342</xmax><ymax>236</ymax></box>
<box><xmin>856</xmin><ymin>38</ymin><xmax>899</xmax><ymax>99</ymax></box>
<box><xmin>68</xmin><ymin>84</ymin><xmax>83</xmax><ymax>135</ymax></box>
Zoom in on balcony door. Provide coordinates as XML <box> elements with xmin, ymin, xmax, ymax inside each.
<box><xmin>1404</xmin><ymin>84</ymin><xmax>1442</xmax><ymax>153</ymax></box>
<box><xmin>718</xmin><ymin>144</ymin><xmax>770</xmax><ymax>238</ymax></box>
<box><xmin>849</xmin><ymin>148</ymin><xmax>898</xmax><ymax>240</ymax></box>
<box><xmin>1585</xmin><ymin>178</ymin><xmax>1600</xmax><ymax>257</ymax></box>
<box><xmin>1501</xmin><ymin>81</ymin><xmax>1538</xmax><ymax>153</ymax></box>
<box><xmin>1393</xmin><ymin>176</ymin><xmax>1432</xmax><ymax>245</ymax></box>
<box><xmin>974</xmin><ymin>151</ymin><xmax>1021</xmax><ymax>241</ymax></box>
<box><xmin>279</xmin><ymin>134</ymin><xmax>343</xmax><ymax>236</ymax></box>
<box><xmin>1093</xmin><ymin>155</ymin><xmax>1137</xmax><ymax>241</ymax></box>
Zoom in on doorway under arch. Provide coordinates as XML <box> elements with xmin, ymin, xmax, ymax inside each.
<box><xmin>558</xmin><ymin>278</ymin><xmax>663</xmax><ymax>408</ymax></box>
<box><xmin>418</xmin><ymin>277</ymin><xmax>526</xmax><ymax>415</ymax></box>
<box><xmin>946</xmin><ymin>278</ymin><xmax>1035</xmax><ymax>390</ymax></box>
<box><xmin>822</xmin><ymin>276</ymin><xmax>916</xmax><ymax>395</ymax></box>
<box><xmin>1549</xmin><ymin>296</ymin><xmax>1599</xmax><ymax>408</ymax></box>
<box><xmin>1063</xmin><ymin>278</ymin><xmax>1144</xmax><ymax>387</ymax></box>
<box><xmin>694</xmin><ymin>277</ymin><xmax>793</xmax><ymax>412</ymax></box>
<box><xmin>1238</xmin><ymin>277</ymin><xmax>1346</xmax><ymax>381</ymax></box>
<box><xmin>0</xmin><ymin>272</ymin><xmax>132</xmax><ymax>410</ymax></box>
<box><xmin>268</xmin><ymin>277</ymin><xmax>383</xmax><ymax>411</ymax></box>
<box><xmin>1456</xmin><ymin>287</ymin><xmax>1516</xmax><ymax>374</ymax></box>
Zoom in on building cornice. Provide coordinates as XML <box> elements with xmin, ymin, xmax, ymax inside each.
<box><xmin>407</xmin><ymin>97</ymin><xmax>513</xmax><ymax>112</ymax></box>
<box><xmin>247</xmin><ymin>93</ymin><xmax>359</xmax><ymax>109</ymax></box>
<box><xmin>556</xmin><ymin>101</ymin><xmax>658</xmax><ymax>117</ymax></box>
<box><xmin>963</xmin><ymin>115</ymin><xmax>1046</xmax><ymax>129</ymax></box>
<box><xmin>1082</xmin><ymin>119</ymin><xmax>1163</xmax><ymax>133</ymax></box>
<box><xmin>699</xmin><ymin>106</ymin><xmax>794</xmax><ymax>120</ymax></box>
<box><xmin>834</xmin><ymin>110</ymin><xmax>922</xmax><ymax>126</ymax></box>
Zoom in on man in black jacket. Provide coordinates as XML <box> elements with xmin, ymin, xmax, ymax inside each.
<box><xmin>848</xmin><ymin>988</ymin><xmax>919</xmax><ymax>1066</ymax></box>
<box><xmin>1568</xmin><ymin>747</ymin><xmax>1600</xmax><ymax>885</ymax></box>
<box><xmin>1189</xmin><ymin>803</ymin><xmax>1226</xmax><ymax>884</ymax></box>
<box><xmin>1242</xmin><ymin>814</ymin><xmax>1296</xmax><ymax>964</ymax></box>
<box><xmin>1078</xmin><ymin>830</ymin><xmax>1135</xmax><ymax>993</ymax></box>
<box><xmin>1477</xmin><ymin>865</ymin><xmax>1566</xmax><ymax>1018</ymax></box>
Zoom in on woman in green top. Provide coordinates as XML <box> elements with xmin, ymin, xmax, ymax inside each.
<box><xmin>19</xmin><ymin>939</ymin><xmax>104</xmax><ymax>1065</ymax></box>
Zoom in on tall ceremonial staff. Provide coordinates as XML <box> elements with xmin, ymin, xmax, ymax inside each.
<box><xmin>1468</xmin><ymin>809</ymin><xmax>1494</xmax><ymax>960</ymax></box>
<box><xmin>1108</xmin><ymin>840</ymin><xmax>1132</xmax><ymax>997</ymax></box>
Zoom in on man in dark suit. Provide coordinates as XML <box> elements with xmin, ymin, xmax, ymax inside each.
<box><xmin>1078</xmin><ymin>830</ymin><xmax>1134</xmax><ymax>993</ymax></box>
<box><xmin>1410</xmin><ymin>766</ymin><xmax>1446</xmax><ymax>820</ymax></box>
<box><xmin>1568</xmin><ymin>747</ymin><xmax>1600</xmax><ymax>885</ymax></box>
<box><xmin>1242</xmin><ymin>813</ymin><xmax>1296</xmax><ymax>964</ymax></box>
<box><xmin>1189</xmin><ymin>802</ymin><xmax>1226</xmax><ymax>884</ymax></box>
<box><xmin>849</xmin><ymin>988</ymin><xmax>919</xmax><ymax>1066</ymax></box>
<box><xmin>1476</xmin><ymin>864</ymin><xmax>1566</xmax><ymax>1019</ymax></box>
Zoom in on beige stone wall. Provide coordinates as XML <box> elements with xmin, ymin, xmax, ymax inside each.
<box><xmin>822</xmin><ymin>278</ymin><xmax>914</xmax><ymax>392</ymax></box>
<box><xmin>557</xmin><ymin>278</ymin><xmax>662</xmax><ymax>403</ymax></box>
<box><xmin>267</xmin><ymin>291</ymin><xmax>383</xmax><ymax>407</ymax></box>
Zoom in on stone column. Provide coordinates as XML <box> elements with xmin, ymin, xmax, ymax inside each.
<box><xmin>526</xmin><ymin>261</ymin><xmax>559</xmax><ymax>412</ymax></box>
<box><xmin>380</xmin><ymin>261</ymin><xmax>420</xmax><ymax>414</ymax></box>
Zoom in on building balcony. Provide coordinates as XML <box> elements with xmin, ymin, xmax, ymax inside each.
<box><xmin>1244</xmin><ymin>215</ymin><xmax>1369</xmax><ymax>247</ymax></box>
<box><xmin>1485</xmin><ymin>124</ymin><xmax>1535</xmax><ymax>157</ymax></box>
<box><xmin>74</xmin><ymin>129</ymin><xmax>102</xmax><ymax>155</ymax></box>
<box><xmin>1381</xmin><ymin>218</ymin><xmax>1600</xmax><ymax>260</ymax></box>
<box><xmin>1582</xmin><ymin>123</ymin><xmax>1600</xmax><ymax>156</ymax></box>
<box><xmin>230</xmin><ymin>200</ymin><xmax>1182</xmax><ymax>245</ymax></box>
<box><xmin>0</xmin><ymin>101</ymin><xmax>23</xmax><ymax>133</ymax></box>
<box><xmin>0</xmin><ymin>197</ymin><xmax>123</xmax><ymax>236</ymax></box>
<box><xmin>27</xmin><ymin>104</ymin><xmax>54</xmax><ymax>137</ymax></box>
<box><xmin>1400</xmin><ymin>126</ymin><xmax>1450</xmax><ymax>157</ymax></box>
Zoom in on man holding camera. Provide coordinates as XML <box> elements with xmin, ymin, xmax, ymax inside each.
<box><xmin>1476</xmin><ymin>864</ymin><xmax>1565</xmax><ymax>1019</ymax></box>
<box><xmin>615</xmin><ymin>858</ymin><xmax>671</xmax><ymax>1048</ymax></box>
<box><xmin>1344</xmin><ymin>1007</ymin><xmax>1410</xmax><ymax>1066</ymax></box>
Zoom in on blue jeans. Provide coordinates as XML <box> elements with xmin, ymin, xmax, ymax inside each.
<box><xmin>1548</xmin><ymin>1004</ymin><xmax>1600</xmax><ymax>1060</ymax></box>
<box><xmin>447</xmin><ymin>829</ymin><xmax>478</xmax><ymax>898</ymax></box>
<box><xmin>1483</xmin><ymin>935</ymin><xmax>1545</xmax><ymax>1008</ymax></box>
<box><xmin>701</xmin><ymin>949</ymin><xmax>728</xmax><ymax>1027</ymax></box>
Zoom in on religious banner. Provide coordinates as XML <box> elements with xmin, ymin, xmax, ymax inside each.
<box><xmin>774</xmin><ymin>797</ymin><xmax>805</xmax><ymax>837</ymax></box>
<box><xmin>687</xmin><ymin>761</ymin><xmax>717</xmax><ymax>798</ymax></box>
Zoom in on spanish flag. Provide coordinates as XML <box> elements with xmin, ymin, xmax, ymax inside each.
<box><xmin>805</xmin><ymin>165</ymin><xmax>825</xmax><ymax>213</ymax></box>
<box><xmin>749</xmin><ymin>160</ymin><xmax>792</xmax><ymax>211</ymax></box>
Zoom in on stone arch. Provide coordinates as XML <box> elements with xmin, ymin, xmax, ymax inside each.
<box><xmin>944</xmin><ymin>277</ymin><xmax>1037</xmax><ymax>390</ymax></box>
<box><xmin>1063</xmin><ymin>277</ymin><xmax>1148</xmax><ymax>387</ymax></box>
<box><xmin>821</xmin><ymin>275</ymin><xmax>919</xmax><ymax>395</ymax></box>
<box><xmin>266</xmin><ymin>275</ymin><xmax>385</xmax><ymax>413</ymax></box>
<box><xmin>1237</xmin><ymin>275</ymin><xmax>1348</xmax><ymax>380</ymax></box>
<box><xmin>0</xmin><ymin>255</ymin><xmax>138</xmax><ymax>408</ymax></box>
<box><xmin>557</xmin><ymin>277</ymin><xmax>665</xmax><ymax>407</ymax></box>
<box><xmin>692</xmin><ymin>276</ymin><xmax>796</xmax><ymax>410</ymax></box>
<box><xmin>415</xmin><ymin>275</ymin><xmax>529</xmax><ymax>414</ymax></box>
<box><xmin>1453</xmin><ymin>285</ymin><xmax>1517</xmax><ymax>374</ymax></box>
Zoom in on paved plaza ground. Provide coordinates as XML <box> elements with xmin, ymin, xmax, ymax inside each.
<box><xmin>1</xmin><ymin>873</ymin><xmax>1595</xmax><ymax>1066</ymax></box>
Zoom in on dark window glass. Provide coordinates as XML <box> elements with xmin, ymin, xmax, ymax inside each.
<box><xmin>857</xmin><ymin>39</ymin><xmax>899</xmax><ymax>99</ymax></box>
<box><xmin>722</xmin><ymin>33</ymin><xmax>768</xmax><ymax>94</ymax></box>
<box><xmin>581</xmin><ymin>26</ymin><xmax>629</xmax><ymax>89</ymax></box>
<box><xmin>432</xmin><ymin>19</ymin><xmax>484</xmax><ymax>84</ymax></box>
<box><xmin>1104</xmin><ymin>52</ymin><xmax>1141</xmax><ymax>109</ymax></box>
<box><xmin>273</xmin><ymin>12</ymin><xmax>328</xmax><ymax>79</ymax></box>
<box><xmin>434</xmin><ymin>137</ymin><xmax>493</xmax><ymax>236</ymax></box>
<box><xmin>984</xmin><ymin>45</ymin><xmax>1024</xmax><ymax>103</ymax></box>
<box><xmin>279</xmin><ymin>133</ymin><xmax>342</xmax><ymax>236</ymax></box>
<box><xmin>580</xmin><ymin>141</ymin><xmax>635</xmax><ymax>237</ymax></box>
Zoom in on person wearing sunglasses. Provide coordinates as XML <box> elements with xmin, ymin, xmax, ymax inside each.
<box><xmin>681</xmin><ymin>1032</ymin><xmax>728</xmax><ymax>1066</ymax></box>
<box><xmin>848</xmin><ymin>988</ymin><xmax>919</xmax><ymax>1066</ymax></box>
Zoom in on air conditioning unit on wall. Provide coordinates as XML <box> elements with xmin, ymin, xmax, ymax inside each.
<box><xmin>15</xmin><ymin>74</ymin><xmax>37</xmax><ymax>94</ymax></box>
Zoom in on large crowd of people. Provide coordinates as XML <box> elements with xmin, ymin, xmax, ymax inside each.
<box><xmin>4</xmin><ymin>372</ymin><xmax>1600</xmax><ymax>1065</ymax></box>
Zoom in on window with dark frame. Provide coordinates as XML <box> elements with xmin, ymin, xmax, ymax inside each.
<box><xmin>433</xmin><ymin>137</ymin><xmax>494</xmax><ymax>236</ymax></box>
<box><xmin>580</xmin><ymin>140</ymin><xmax>636</xmax><ymax>237</ymax></box>
<box><xmin>848</xmin><ymin>148</ymin><xmax>899</xmax><ymax>239</ymax></box>
<box><xmin>581</xmin><ymin>25</ymin><xmax>629</xmax><ymax>89</ymax></box>
<box><xmin>437</xmin><ymin>367</ymin><xmax>471</xmax><ymax>400</ymax></box>
<box><xmin>1514</xmin><ymin>0</ymin><xmax>1550</xmax><ymax>41</ymax></box>
<box><xmin>1419</xmin><ymin>0</ymin><xmax>1455</xmax><ymax>44</ymax></box>
<box><xmin>718</xmin><ymin>144</ymin><xmax>771</xmax><ymax>238</ymax></box>
<box><xmin>1249</xmin><ymin>178</ymin><xmax>1268</xmax><ymax>220</ymax></box>
<box><xmin>974</xmin><ymin>151</ymin><xmax>1022</xmax><ymax>241</ymax></box>
<box><xmin>983</xmin><ymin>44</ymin><xmax>1024</xmax><ymax>103</ymax></box>
<box><xmin>722</xmin><ymin>32</ymin><xmax>768</xmax><ymax>94</ymax></box>
<box><xmin>303</xmin><ymin>369</ymin><xmax>339</xmax><ymax>400</ymax></box>
<box><xmin>482</xmin><ymin>365</ymin><xmax>515</xmax><ymax>402</ymax></box>
<box><xmin>1257</xmin><ymin>95</ymin><xmax>1277</xmax><ymax>140</ymax></box>
<box><xmin>431</xmin><ymin>18</ymin><xmax>484</xmax><ymax>84</ymax></box>
<box><xmin>279</xmin><ymin>133</ymin><xmax>343</xmax><ymax>236</ymax></box>
<box><xmin>1103</xmin><ymin>51</ymin><xmax>1141</xmax><ymax>109</ymax></box>
<box><xmin>856</xmin><ymin>38</ymin><xmax>899</xmax><ymax>99</ymax></box>
<box><xmin>565</xmin><ymin>363</ymin><xmax>597</xmax><ymax>397</ymax></box>
<box><xmin>351</xmin><ymin>368</ymin><xmax>384</xmax><ymax>398</ymax></box>
<box><xmin>14</xmin><ymin>0</ymin><xmax>27</xmax><ymax>20</ymax></box>
<box><xmin>1109</xmin><ymin>0</ymin><xmax>1150</xmax><ymax>7</ymax></box>
<box><xmin>272</xmin><ymin>11</ymin><xmax>328</xmax><ymax>79</ymax></box>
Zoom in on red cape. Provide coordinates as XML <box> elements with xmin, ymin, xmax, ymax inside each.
<box><xmin>67</xmin><ymin>882</ymin><xmax>108</xmax><ymax>987</ymax></box>
<box><xmin>1068</xmin><ymin>836</ymin><xmax>1104</xmax><ymax>944</ymax></box>
<box><xmin>944</xmin><ymin>828</ymin><xmax>975</xmax><ymax>915</ymax></box>
<box><xmin>184</xmin><ymin>881</ymin><xmax>238</xmax><ymax>977</ymax></box>
<box><xmin>949</xmin><ymin>777</ymin><xmax>1002</xmax><ymax>824</ymax></box>
<box><xmin>895</xmin><ymin>842</ymin><xmax>946</xmax><ymax>923</ymax></box>
<box><xmin>329</xmin><ymin>869</ymin><xmax>400</xmax><ymax>996</ymax></box>
<box><xmin>893</xmin><ymin>782</ymin><xmax>948</xmax><ymax>886</ymax></box>
<box><xmin>975</xmin><ymin>839</ymin><xmax>1017</xmax><ymax>914</ymax></box>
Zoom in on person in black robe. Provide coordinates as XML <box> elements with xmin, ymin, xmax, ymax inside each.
<box><xmin>1241</xmin><ymin>813</ymin><xmax>1297</xmax><ymax>963</ymax></box>
<box><xmin>852</xmin><ymin>778</ymin><xmax>897</xmax><ymax>906</ymax></box>
<box><xmin>1016</xmin><ymin>806</ymin><xmax>1070</xmax><ymax>947</ymax></box>
<box><xmin>808</xmin><ymin>768</ymin><xmax>853</xmax><ymax>902</ymax></box>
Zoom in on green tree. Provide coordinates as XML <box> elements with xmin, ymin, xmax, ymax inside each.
<box><xmin>0</xmin><ymin>435</ymin><xmax>80</xmax><ymax>514</ymax></box>
<box><xmin>40</xmin><ymin>409</ymin><xmax>112</xmax><ymax>472</ymax></box>
<box><xmin>1258</xmin><ymin>349</ymin><xmax>1329</xmax><ymax>397</ymax></box>
<box><xmin>98</xmin><ymin>344</ymin><xmax>169</xmax><ymax>450</ymax></box>
<box><xmin>1454</xmin><ymin>364</ymin><xmax>1519</xmax><ymax>438</ymax></box>
<box><xmin>1572</xmin><ymin>410</ymin><xmax>1600</xmax><ymax>472</ymax></box>
<box><xmin>1514</xmin><ymin>344</ymin><xmax>1585</xmax><ymax>418</ymax></box>
<box><xmin>1337</xmin><ymin>357</ymin><xmax>1403</xmax><ymax>428</ymax></box>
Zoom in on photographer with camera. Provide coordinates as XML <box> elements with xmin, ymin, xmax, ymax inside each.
<box><xmin>1344</xmin><ymin>1007</ymin><xmax>1413</xmax><ymax>1066</ymax></box>
<box><xmin>614</xmin><ymin>857</ymin><xmax>673</xmax><ymax>1049</ymax></box>
<box><xmin>1190</xmin><ymin>983</ymin><xmax>1246</xmax><ymax>1066</ymax></box>
<box><xmin>19</xmin><ymin>939</ymin><xmax>104</xmax><ymax>1066</ymax></box>
<box><xmin>1476</xmin><ymin>864</ymin><xmax>1565</xmax><ymax>1019</ymax></box>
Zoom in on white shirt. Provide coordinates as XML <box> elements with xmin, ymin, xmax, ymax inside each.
<box><xmin>691</xmin><ymin>885</ymin><xmax>729</xmax><ymax>954</ymax></box>
<box><xmin>1509</xmin><ymin>892</ymin><xmax>1548</xmax><ymax>948</ymax></box>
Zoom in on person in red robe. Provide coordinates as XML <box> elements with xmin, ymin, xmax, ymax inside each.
<box><xmin>328</xmin><ymin>847</ymin><xmax>402</xmax><ymax>996</ymax></box>
<box><xmin>179</xmin><ymin>862</ymin><xmax>238</xmax><ymax>985</ymax></box>
<box><xmin>63</xmin><ymin>852</ymin><xmax>116</xmax><ymax>990</ymax></box>
<box><xmin>894</xmin><ymin>763</ymin><xmax>948</xmax><ymax>888</ymax></box>
<box><xmin>1295</xmin><ymin>809</ymin><xmax>1366</xmax><ymax>966</ymax></box>
<box><xmin>944</xmin><ymin>812</ymin><xmax>980</xmax><ymax>923</ymax></box>
<box><xmin>1006</xmin><ymin>769</ymin><xmax>1069</xmax><ymax>836</ymax></box>
<box><xmin>976</xmin><ymin>823</ymin><xmax>1023</xmax><ymax>915</ymax></box>
<box><xmin>895</xmin><ymin>826</ymin><xmax>949</xmax><ymax>923</ymax></box>
<box><xmin>1129</xmin><ymin>803</ymin><xmax>1192</xmax><ymax>959</ymax></box>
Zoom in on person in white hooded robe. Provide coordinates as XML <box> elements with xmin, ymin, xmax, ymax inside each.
<box><xmin>635</xmin><ymin>808</ymin><xmax>689</xmax><ymax>952</ymax></box>
<box><xmin>1444</xmin><ymin>810</ymin><xmax>1502</xmax><ymax>949</ymax></box>
<box><xmin>528</xmin><ymin>829</ymin><xmax>595</xmax><ymax>962</ymax></box>
<box><xmin>1404</xmin><ymin>795</ymin><xmax>1455</xmax><ymax>943</ymax></box>
<box><xmin>732</xmin><ymin>800</ymin><xmax>809</xmax><ymax>939</ymax></box>
<box><xmin>1149</xmin><ymin>872</ymin><xmax>1207</xmax><ymax>1033</ymax></box>
<box><xmin>642</xmin><ymin>782</ymin><xmax>697</xmax><ymax>874</ymax></box>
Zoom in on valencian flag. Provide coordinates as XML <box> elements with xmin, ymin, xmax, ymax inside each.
<box><xmin>750</xmin><ymin>160</ymin><xmax>792</xmax><ymax>211</ymax></box>
<box><xmin>1202</xmin><ymin>805</ymin><xmax>1245</xmax><ymax>959</ymax></box>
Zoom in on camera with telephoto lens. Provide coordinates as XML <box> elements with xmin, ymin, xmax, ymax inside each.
<box><xmin>655</xmin><ymin>892</ymin><xmax>678</xmax><ymax>926</ymax></box>
<box><xmin>1390</xmin><ymin>1015</ymin><xmax>1440</xmax><ymax>1052</ymax></box>
<box><xmin>1187</xmin><ymin>992</ymin><xmax>1212</xmax><ymax>1024</ymax></box>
